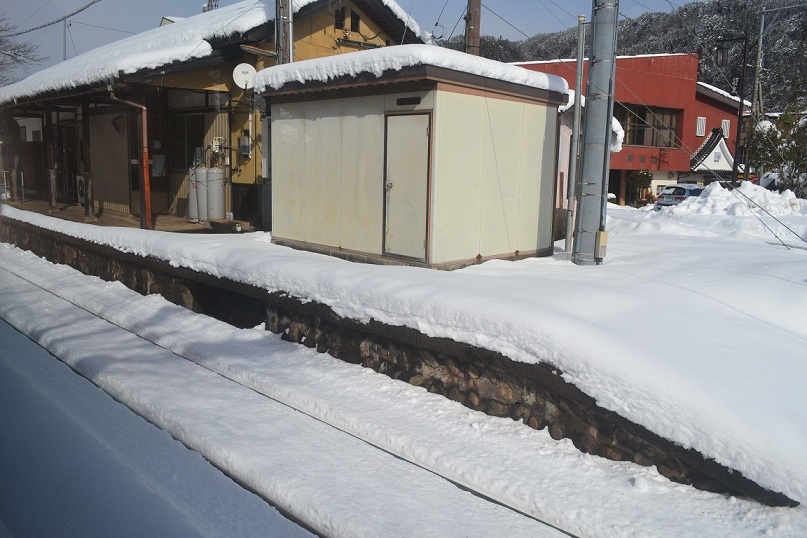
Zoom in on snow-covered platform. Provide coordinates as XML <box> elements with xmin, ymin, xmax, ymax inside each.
<box><xmin>3</xmin><ymin>182</ymin><xmax>807</xmax><ymax>511</ymax></box>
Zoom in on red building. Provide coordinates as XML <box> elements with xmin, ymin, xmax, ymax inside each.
<box><xmin>517</xmin><ymin>54</ymin><xmax>742</xmax><ymax>204</ymax></box>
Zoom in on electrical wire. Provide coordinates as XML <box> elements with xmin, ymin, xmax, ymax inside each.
<box><xmin>67</xmin><ymin>21</ymin><xmax>78</xmax><ymax>58</ymax></box>
<box><xmin>17</xmin><ymin>0</ymin><xmax>55</xmax><ymax>27</ymax></box>
<box><xmin>481</xmin><ymin>3</ymin><xmax>532</xmax><ymax>40</ymax></box>
<box><xmin>6</xmin><ymin>0</ymin><xmax>104</xmax><ymax>37</ymax></box>
<box><xmin>68</xmin><ymin>20</ymin><xmax>135</xmax><ymax>35</ymax></box>
<box><xmin>430</xmin><ymin>0</ymin><xmax>453</xmax><ymax>40</ymax></box>
<box><xmin>446</xmin><ymin>5</ymin><xmax>467</xmax><ymax>42</ymax></box>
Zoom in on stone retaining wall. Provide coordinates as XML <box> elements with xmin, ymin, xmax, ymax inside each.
<box><xmin>0</xmin><ymin>214</ymin><xmax>796</xmax><ymax>507</ymax></box>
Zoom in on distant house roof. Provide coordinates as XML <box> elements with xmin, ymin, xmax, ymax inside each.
<box><xmin>696</xmin><ymin>81</ymin><xmax>751</xmax><ymax>110</ymax></box>
<box><xmin>256</xmin><ymin>44</ymin><xmax>569</xmax><ymax>98</ymax></box>
<box><xmin>691</xmin><ymin>127</ymin><xmax>735</xmax><ymax>172</ymax></box>
<box><xmin>0</xmin><ymin>0</ymin><xmax>429</xmax><ymax>107</ymax></box>
<box><xmin>159</xmin><ymin>16</ymin><xmax>185</xmax><ymax>27</ymax></box>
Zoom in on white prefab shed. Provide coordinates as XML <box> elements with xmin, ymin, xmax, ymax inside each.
<box><xmin>256</xmin><ymin>45</ymin><xmax>568</xmax><ymax>268</ymax></box>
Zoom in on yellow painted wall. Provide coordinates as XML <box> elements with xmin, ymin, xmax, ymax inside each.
<box><xmin>293</xmin><ymin>4</ymin><xmax>393</xmax><ymax>61</ymax></box>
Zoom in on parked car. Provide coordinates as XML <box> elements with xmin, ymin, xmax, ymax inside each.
<box><xmin>654</xmin><ymin>184</ymin><xmax>705</xmax><ymax>209</ymax></box>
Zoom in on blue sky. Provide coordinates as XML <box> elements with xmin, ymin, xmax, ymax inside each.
<box><xmin>4</xmin><ymin>0</ymin><xmax>680</xmax><ymax>80</ymax></box>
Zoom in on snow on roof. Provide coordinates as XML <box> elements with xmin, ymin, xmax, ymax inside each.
<box><xmin>255</xmin><ymin>44</ymin><xmax>569</xmax><ymax>95</ymax></box>
<box><xmin>0</xmin><ymin>0</ymin><xmax>430</xmax><ymax>107</ymax></box>
<box><xmin>0</xmin><ymin>0</ymin><xmax>271</xmax><ymax>106</ymax></box>
<box><xmin>374</xmin><ymin>0</ymin><xmax>431</xmax><ymax>44</ymax></box>
<box><xmin>697</xmin><ymin>81</ymin><xmax>751</xmax><ymax>109</ymax></box>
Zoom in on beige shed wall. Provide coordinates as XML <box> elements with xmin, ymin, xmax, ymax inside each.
<box><xmin>430</xmin><ymin>91</ymin><xmax>557</xmax><ymax>264</ymax></box>
<box><xmin>271</xmin><ymin>95</ymin><xmax>388</xmax><ymax>254</ymax></box>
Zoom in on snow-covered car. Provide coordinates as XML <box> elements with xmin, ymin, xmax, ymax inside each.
<box><xmin>654</xmin><ymin>184</ymin><xmax>705</xmax><ymax>209</ymax></box>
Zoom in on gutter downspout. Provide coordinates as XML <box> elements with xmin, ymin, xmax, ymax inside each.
<box><xmin>109</xmin><ymin>91</ymin><xmax>152</xmax><ymax>230</ymax></box>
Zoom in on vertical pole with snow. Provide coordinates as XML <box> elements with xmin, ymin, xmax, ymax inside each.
<box><xmin>572</xmin><ymin>0</ymin><xmax>619</xmax><ymax>266</ymax></box>
<box><xmin>565</xmin><ymin>15</ymin><xmax>587</xmax><ymax>253</ymax></box>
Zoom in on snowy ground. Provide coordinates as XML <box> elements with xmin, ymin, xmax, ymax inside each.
<box><xmin>1</xmin><ymin>181</ymin><xmax>807</xmax><ymax>536</ymax></box>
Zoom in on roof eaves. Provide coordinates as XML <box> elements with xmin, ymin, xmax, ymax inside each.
<box><xmin>264</xmin><ymin>64</ymin><xmax>566</xmax><ymax>106</ymax></box>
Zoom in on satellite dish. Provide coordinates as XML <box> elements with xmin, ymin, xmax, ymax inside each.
<box><xmin>233</xmin><ymin>63</ymin><xmax>257</xmax><ymax>89</ymax></box>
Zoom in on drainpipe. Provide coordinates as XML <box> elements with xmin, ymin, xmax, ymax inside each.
<box><xmin>109</xmin><ymin>91</ymin><xmax>152</xmax><ymax>230</ymax></box>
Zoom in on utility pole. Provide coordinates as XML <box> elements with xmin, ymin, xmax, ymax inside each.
<box><xmin>465</xmin><ymin>0</ymin><xmax>481</xmax><ymax>55</ymax></box>
<box><xmin>565</xmin><ymin>15</ymin><xmax>587</xmax><ymax>253</ymax></box>
<box><xmin>751</xmin><ymin>8</ymin><xmax>766</xmax><ymax>123</ymax></box>
<box><xmin>750</xmin><ymin>3</ymin><xmax>807</xmax><ymax>123</ymax></box>
<box><xmin>572</xmin><ymin>0</ymin><xmax>619</xmax><ymax>266</ymax></box>
<box><xmin>732</xmin><ymin>36</ymin><xmax>748</xmax><ymax>186</ymax></box>
<box><xmin>276</xmin><ymin>0</ymin><xmax>293</xmax><ymax>64</ymax></box>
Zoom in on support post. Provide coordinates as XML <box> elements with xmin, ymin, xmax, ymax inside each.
<box><xmin>45</xmin><ymin>106</ymin><xmax>57</xmax><ymax>212</ymax></box>
<box><xmin>109</xmin><ymin>93</ymin><xmax>152</xmax><ymax>230</ymax></box>
<box><xmin>81</xmin><ymin>100</ymin><xmax>95</xmax><ymax>221</ymax></box>
<box><xmin>10</xmin><ymin>154</ymin><xmax>19</xmax><ymax>203</ymax></box>
<box><xmin>572</xmin><ymin>0</ymin><xmax>619</xmax><ymax>266</ymax></box>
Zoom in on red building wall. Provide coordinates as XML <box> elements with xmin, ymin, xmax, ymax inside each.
<box><xmin>517</xmin><ymin>54</ymin><xmax>740</xmax><ymax>203</ymax></box>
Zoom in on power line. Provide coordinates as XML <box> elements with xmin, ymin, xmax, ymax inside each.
<box><xmin>68</xmin><ymin>20</ymin><xmax>135</xmax><ymax>35</ymax></box>
<box><xmin>481</xmin><ymin>3</ymin><xmax>532</xmax><ymax>40</ymax></box>
<box><xmin>18</xmin><ymin>0</ymin><xmax>55</xmax><ymax>27</ymax></box>
<box><xmin>5</xmin><ymin>0</ymin><xmax>104</xmax><ymax>37</ymax></box>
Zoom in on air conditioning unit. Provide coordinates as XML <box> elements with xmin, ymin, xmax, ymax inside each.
<box><xmin>76</xmin><ymin>175</ymin><xmax>86</xmax><ymax>206</ymax></box>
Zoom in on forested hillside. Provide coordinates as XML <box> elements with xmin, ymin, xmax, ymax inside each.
<box><xmin>440</xmin><ymin>0</ymin><xmax>806</xmax><ymax>111</ymax></box>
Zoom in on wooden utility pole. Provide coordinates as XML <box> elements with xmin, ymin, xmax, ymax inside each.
<box><xmin>276</xmin><ymin>0</ymin><xmax>293</xmax><ymax>64</ymax></box>
<box><xmin>465</xmin><ymin>0</ymin><xmax>481</xmax><ymax>55</ymax></box>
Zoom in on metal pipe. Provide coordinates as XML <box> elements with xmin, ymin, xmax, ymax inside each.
<box><xmin>565</xmin><ymin>15</ymin><xmax>586</xmax><ymax>253</ymax></box>
<box><xmin>109</xmin><ymin>92</ymin><xmax>152</xmax><ymax>230</ymax></box>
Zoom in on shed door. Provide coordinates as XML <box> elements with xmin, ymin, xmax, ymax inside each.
<box><xmin>384</xmin><ymin>114</ymin><xmax>430</xmax><ymax>260</ymax></box>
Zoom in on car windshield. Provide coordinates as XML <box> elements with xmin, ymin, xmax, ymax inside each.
<box><xmin>660</xmin><ymin>186</ymin><xmax>704</xmax><ymax>197</ymax></box>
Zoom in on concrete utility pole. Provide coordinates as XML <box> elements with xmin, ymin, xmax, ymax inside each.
<box><xmin>276</xmin><ymin>0</ymin><xmax>293</xmax><ymax>64</ymax></box>
<box><xmin>572</xmin><ymin>0</ymin><xmax>619</xmax><ymax>266</ymax></box>
<box><xmin>465</xmin><ymin>0</ymin><xmax>481</xmax><ymax>55</ymax></box>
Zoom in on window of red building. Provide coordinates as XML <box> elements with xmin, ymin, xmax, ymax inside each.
<box><xmin>615</xmin><ymin>104</ymin><xmax>682</xmax><ymax>148</ymax></box>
